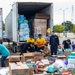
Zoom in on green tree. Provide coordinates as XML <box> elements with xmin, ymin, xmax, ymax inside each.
<box><xmin>2</xmin><ymin>21</ymin><xmax>5</xmax><ymax>30</ymax></box>
<box><xmin>72</xmin><ymin>25</ymin><xmax>75</xmax><ymax>34</ymax></box>
<box><xmin>53</xmin><ymin>25</ymin><xmax>65</xmax><ymax>33</ymax></box>
<box><xmin>62</xmin><ymin>21</ymin><xmax>73</xmax><ymax>32</ymax></box>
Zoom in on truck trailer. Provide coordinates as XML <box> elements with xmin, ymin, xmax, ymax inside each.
<box><xmin>5</xmin><ymin>2</ymin><xmax>53</xmax><ymax>42</ymax></box>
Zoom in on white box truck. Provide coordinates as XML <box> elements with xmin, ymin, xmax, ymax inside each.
<box><xmin>5</xmin><ymin>2</ymin><xmax>53</xmax><ymax>42</ymax></box>
<box><xmin>0</xmin><ymin>8</ymin><xmax>2</xmax><ymax>39</ymax></box>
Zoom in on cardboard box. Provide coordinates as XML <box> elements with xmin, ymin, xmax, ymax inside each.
<box><xmin>29</xmin><ymin>67</ymin><xmax>34</xmax><ymax>75</ymax></box>
<box><xmin>33</xmin><ymin>19</ymin><xmax>47</xmax><ymax>35</ymax></box>
<box><xmin>34</xmin><ymin>26</ymin><xmax>46</xmax><ymax>35</ymax></box>
<box><xmin>34</xmin><ymin>19</ymin><xmax>47</xmax><ymax>26</ymax></box>
<box><xmin>9</xmin><ymin>55</ymin><xmax>24</xmax><ymax>62</ymax></box>
<box><xmin>35</xmin><ymin>13</ymin><xmax>50</xmax><ymax>19</ymax></box>
<box><xmin>57</xmin><ymin>55</ymin><xmax>66</xmax><ymax>60</ymax></box>
<box><xmin>9</xmin><ymin>62</ymin><xmax>29</xmax><ymax>75</ymax></box>
<box><xmin>23</xmin><ymin>53</ymin><xmax>34</xmax><ymax>61</ymax></box>
<box><xmin>34</xmin><ymin>52</ymin><xmax>44</xmax><ymax>62</ymax></box>
<box><xmin>10</xmin><ymin>52</ymin><xmax>21</xmax><ymax>55</ymax></box>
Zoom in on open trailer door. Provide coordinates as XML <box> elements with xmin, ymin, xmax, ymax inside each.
<box><xmin>12</xmin><ymin>3</ymin><xmax>18</xmax><ymax>42</ymax></box>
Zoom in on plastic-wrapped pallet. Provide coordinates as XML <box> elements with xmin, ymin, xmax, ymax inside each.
<box><xmin>18</xmin><ymin>15</ymin><xmax>30</xmax><ymax>41</ymax></box>
<box><xmin>19</xmin><ymin>32</ymin><xmax>24</xmax><ymax>41</ymax></box>
<box><xmin>20</xmin><ymin>23</ymin><xmax>29</xmax><ymax>29</ymax></box>
<box><xmin>19</xmin><ymin>15</ymin><xmax>26</xmax><ymax>20</ymax></box>
<box><xmin>23</xmin><ymin>34</ymin><xmax>29</xmax><ymax>41</ymax></box>
<box><xmin>20</xmin><ymin>28</ymin><xmax>30</xmax><ymax>33</ymax></box>
<box><xmin>23</xmin><ymin>20</ymin><xmax>28</xmax><ymax>24</ymax></box>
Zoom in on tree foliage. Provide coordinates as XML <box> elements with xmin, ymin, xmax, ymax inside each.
<box><xmin>53</xmin><ymin>25</ymin><xmax>65</xmax><ymax>33</ymax></box>
<box><xmin>62</xmin><ymin>21</ymin><xmax>73</xmax><ymax>32</ymax></box>
<box><xmin>72</xmin><ymin>25</ymin><xmax>75</xmax><ymax>34</ymax></box>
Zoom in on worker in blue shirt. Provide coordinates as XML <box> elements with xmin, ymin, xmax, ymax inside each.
<box><xmin>0</xmin><ymin>40</ymin><xmax>10</xmax><ymax>67</ymax></box>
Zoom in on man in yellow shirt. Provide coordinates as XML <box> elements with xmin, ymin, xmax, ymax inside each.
<box><xmin>36</xmin><ymin>34</ymin><xmax>46</xmax><ymax>52</ymax></box>
<box><xmin>27</xmin><ymin>35</ymin><xmax>35</xmax><ymax>43</ymax></box>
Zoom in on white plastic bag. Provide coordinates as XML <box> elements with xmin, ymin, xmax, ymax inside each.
<box><xmin>0</xmin><ymin>67</ymin><xmax>9</xmax><ymax>75</ymax></box>
<box><xmin>52</xmin><ymin>59</ymin><xmax>66</xmax><ymax>69</ymax></box>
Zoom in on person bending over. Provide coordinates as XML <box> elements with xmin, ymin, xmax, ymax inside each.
<box><xmin>0</xmin><ymin>40</ymin><xmax>10</xmax><ymax>67</ymax></box>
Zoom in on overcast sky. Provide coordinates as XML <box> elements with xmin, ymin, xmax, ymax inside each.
<box><xmin>0</xmin><ymin>0</ymin><xmax>75</xmax><ymax>25</ymax></box>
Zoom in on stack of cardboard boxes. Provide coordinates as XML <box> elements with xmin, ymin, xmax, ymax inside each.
<box><xmin>34</xmin><ymin>19</ymin><xmax>47</xmax><ymax>35</ymax></box>
<box><xmin>33</xmin><ymin>13</ymin><xmax>50</xmax><ymax>37</ymax></box>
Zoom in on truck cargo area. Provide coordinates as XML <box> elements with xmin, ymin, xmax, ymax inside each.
<box><xmin>18</xmin><ymin>2</ymin><xmax>51</xmax><ymax>20</ymax></box>
<box><xmin>18</xmin><ymin>2</ymin><xmax>51</xmax><ymax>40</ymax></box>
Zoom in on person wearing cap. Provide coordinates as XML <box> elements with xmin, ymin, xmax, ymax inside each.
<box><xmin>0</xmin><ymin>40</ymin><xmax>10</xmax><ymax>67</ymax></box>
<box><xmin>49</xmin><ymin>31</ymin><xmax>59</xmax><ymax>55</ymax></box>
<box><xmin>36</xmin><ymin>34</ymin><xmax>46</xmax><ymax>52</ymax></box>
<box><xmin>27</xmin><ymin>35</ymin><xmax>35</xmax><ymax>43</ymax></box>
